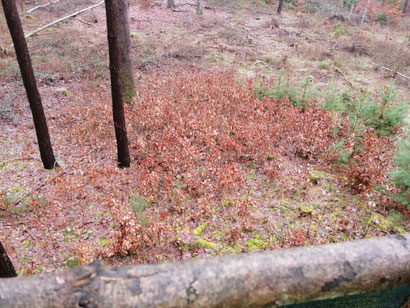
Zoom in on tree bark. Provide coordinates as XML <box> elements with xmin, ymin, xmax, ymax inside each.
<box><xmin>2</xmin><ymin>0</ymin><xmax>59</xmax><ymax>170</ymax></box>
<box><xmin>118</xmin><ymin>0</ymin><xmax>136</xmax><ymax>104</ymax></box>
<box><xmin>403</xmin><ymin>0</ymin><xmax>409</xmax><ymax>14</ymax></box>
<box><xmin>277</xmin><ymin>0</ymin><xmax>284</xmax><ymax>14</ymax></box>
<box><xmin>167</xmin><ymin>0</ymin><xmax>176</xmax><ymax>9</ymax></box>
<box><xmin>197</xmin><ymin>0</ymin><xmax>203</xmax><ymax>15</ymax></box>
<box><xmin>0</xmin><ymin>234</ymin><xmax>409</xmax><ymax>307</ymax></box>
<box><xmin>104</xmin><ymin>0</ymin><xmax>131</xmax><ymax>168</ymax></box>
<box><xmin>0</xmin><ymin>241</ymin><xmax>17</xmax><ymax>278</ymax></box>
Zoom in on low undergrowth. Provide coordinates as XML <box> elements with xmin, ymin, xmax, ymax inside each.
<box><xmin>106</xmin><ymin>71</ymin><xmax>408</xmax><ymax>259</ymax></box>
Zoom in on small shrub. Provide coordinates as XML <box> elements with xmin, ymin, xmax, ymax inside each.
<box><xmin>255</xmin><ymin>72</ymin><xmax>316</xmax><ymax>107</ymax></box>
<box><xmin>361</xmin><ymin>85</ymin><xmax>408</xmax><ymax>136</ymax></box>
<box><xmin>388</xmin><ymin>134</ymin><xmax>410</xmax><ymax>209</ymax></box>
<box><xmin>318</xmin><ymin>61</ymin><xmax>330</xmax><ymax>70</ymax></box>
<box><xmin>322</xmin><ymin>87</ymin><xmax>352</xmax><ymax>113</ymax></box>
<box><xmin>376</xmin><ymin>12</ymin><xmax>388</xmax><ymax>25</ymax></box>
<box><xmin>334</xmin><ymin>23</ymin><xmax>346</xmax><ymax>37</ymax></box>
<box><xmin>130</xmin><ymin>194</ymin><xmax>151</xmax><ymax>227</ymax></box>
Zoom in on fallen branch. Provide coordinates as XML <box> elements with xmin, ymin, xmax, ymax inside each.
<box><xmin>178</xmin><ymin>2</ymin><xmax>197</xmax><ymax>6</ymax></box>
<box><xmin>177</xmin><ymin>3</ymin><xmax>214</xmax><ymax>9</ymax></box>
<box><xmin>171</xmin><ymin>8</ymin><xmax>188</xmax><ymax>12</ymax></box>
<box><xmin>372</xmin><ymin>62</ymin><xmax>410</xmax><ymax>80</ymax></box>
<box><xmin>24</xmin><ymin>1</ymin><xmax>104</xmax><ymax>41</ymax></box>
<box><xmin>0</xmin><ymin>234</ymin><xmax>409</xmax><ymax>307</ymax></box>
<box><xmin>334</xmin><ymin>67</ymin><xmax>354</xmax><ymax>88</ymax></box>
<box><xmin>78</xmin><ymin>19</ymin><xmax>93</xmax><ymax>26</ymax></box>
<box><xmin>26</xmin><ymin>0</ymin><xmax>61</xmax><ymax>14</ymax></box>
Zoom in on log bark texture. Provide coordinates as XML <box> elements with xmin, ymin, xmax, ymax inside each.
<box><xmin>0</xmin><ymin>234</ymin><xmax>410</xmax><ymax>307</ymax></box>
<box><xmin>2</xmin><ymin>0</ymin><xmax>58</xmax><ymax>170</ymax></box>
<box><xmin>104</xmin><ymin>0</ymin><xmax>131</xmax><ymax>168</ymax></box>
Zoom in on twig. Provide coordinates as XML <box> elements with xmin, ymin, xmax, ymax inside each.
<box><xmin>13</xmin><ymin>169</ymin><xmax>67</xmax><ymax>206</ymax></box>
<box><xmin>334</xmin><ymin>67</ymin><xmax>354</xmax><ymax>88</ymax></box>
<box><xmin>24</xmin><ymin>1</ymin><xmax>104</xmax><ymax>41</ymax></box>
<box><xmin>23</xmin><ymin>226</ymin><xmax>39</xmax><ymax>242</ymax></box>
<box><xmin>352</xmin><ymin>0</ymin><xmax>370</xmax><ymax>49</ymax></box>
<box><xmin>177</xmin><ymin>2</ymin><xmax>213</xmax><ymax>9</ymax></box>
<box><xmin>1</xmin><ymin>221</ymin><xmax>26</xmax><ymax>226</ymax></box>
<box><xmin>372</xmin><ymin>62</ymin><xmax>410</xmax><ymax>80</ymax></box>
<box><xmin>0</xmin><ymin>157</ymin><xmax>41</xmax><ymax>165</ymax></box>
<box><xmin>178</xmin><ymin>2</ymin><xmax>197</xmax><ymax>6</ymax></box>
<box><xmin>347</xmin><ymin>2</ymin><xmax>355</xmax><ymax>21</ymax></box>
<box><xmin>78</xmin><ymin>19</ymin><xmax>93</xmax><ymax>26</ymax></box>
<box><xmin>26</xmin><ymin>0</ymin><xmax>61</xmax><ymax>13</ymax></box>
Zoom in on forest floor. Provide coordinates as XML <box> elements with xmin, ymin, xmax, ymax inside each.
<box><xmin>0</xmin><ymin>0</ymin><xmax>409</xmax><ymax>275</ymax></box>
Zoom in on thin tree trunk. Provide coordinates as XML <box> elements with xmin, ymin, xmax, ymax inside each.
<box><xmin>0</xmin><ymin>241</ymin><xmax>17</xmax><ymax>278</ymax></box>
<box><xmin>277</xmin><ymin>0</ymin><xmax>284</xmax><ymax>14</ymax></box>
<box><xmin>118</xmin><ymin>0</ymin><xmax>136</xmax><ymax>104</ymax></box>
<box><xmin>348</xmin><ymin>1</ymin><xmax>355</xmax><ymax>20</ymax></box>
<box><xmin>2</xmin><ymin>0</ymin><xmax>59</xmax><ymax>170</ymax></box>
<box><xmin>167</xmin><ymin>0</ymin><xmax>176</xmax><ymax>9</ymax></box>
<box><xmin>352</xmin><ymin>0</ymin><xmax>370</xmax><ymax>51</ymax></box>
<box><xmin>403</xmin><ymin>0</ymin><xmax>409</xmax><ymax>14</ymax></box>
<box><xmin>105</xmin><ymin>0</ymin><xmax>131</xmax><ymax>168</ymax></box>
<box><xmin>196</xmin><ymin>0</ymin><xmax>202</xmax><ymax>15</ymax></box>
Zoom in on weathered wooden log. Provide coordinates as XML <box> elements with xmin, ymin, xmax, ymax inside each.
<box><xmin>0</xmin><ymin>234</ymin><xmax>409</xmax><ymax>307</ymax></box>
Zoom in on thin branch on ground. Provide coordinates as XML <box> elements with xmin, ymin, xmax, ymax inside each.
<box><xmin>23</xmin><ymin>1</ymin><xmax>104</xmax><ymax>41</ymax></box>
<box><xmin>372</xmin><ymin>62</ymin><xmax>410</xmax><ymax>80</ymax></box>
<box><xmin>78</xmin><ymin>19</ymin><xmax>93</xmax><ymax>26</ymax></box>
<box><xmin>178</xmin><ymin>3</ymin><xmax>214</xmax><ymax>9</ymax></box>
<box><xmin>334</xmin><ymin>67</ymin><xmax>354</xmax><ymax>88</ymax></box>
<box><xmin>0</xmin><ymin>157</ymin><xmax>41</xmax><ymax>165</ymax></box>
<box><xmin>26</xmin><ymin>0</ymin><xmax>61</xmax><ymax>13</ymax></box>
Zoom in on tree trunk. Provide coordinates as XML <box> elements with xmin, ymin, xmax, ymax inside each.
<box><xmin>352</xmin><ymin>0</ymin><xmax>370</xmax><ymax>51</ymax></box>
<box><xmin>167</xmin><ymin>0</ymin><xmax>176</xmax><ymax>9</ymax></box>
<box><xmin>403</xmin><ymin>0</ymin><xmax>409</xmax><ymax>14</ymax></box>
<box><xmin>0</xmin><ymin>241</ymin><xmax>17</xmax><ymax>278</ymax></box>
<box><xmin>104</xmin><ymin>0</ymin><xmax>131</xmax><ymax>168</ymax></box>
<box><xmin>118</xmin><ymin>0</ymin><xmax>136</xmax><ymax>104</ymax></box>
<box><xmin>1</xmin><ymin>0</ymin><xmax>59</xmax><ymax>170</ymax></box>
<box><xmin>197</xmin><ymin>0</ymin><xmax>203</xmax><ymax>15</ymax></box>
<box><xmin>0</xmin><ymin>234</ymin><xmax>409</xmax><ymax>307</ymax></box>
<box><xmin>277</xmin><ymin>0</ymin><xmax>284</xmax><ymax>14</ymax></box>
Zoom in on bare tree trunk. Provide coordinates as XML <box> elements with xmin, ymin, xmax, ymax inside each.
<box><xmin>0</xmin><ymin>241</ymin><xmax>17</xmax><ymax>278</ymax></box>
<box><xmin>167</xmin><ymin>0</ymin><xmax>176</xmax><ymax>9</ymax></box>
<box><xmin>403</xmin><ymin>0</ymin><xmax>409</xmax><ymax>14</ymax></box>
<box><xmin>105</xmin><ymin>0</ymin><xmax>131</xmax><ymax>168</ymax></box>
<box><xmin>118</xmin><ymin>0</ymin><xmax>136</xmax><ymax>104</ymax></box>
<box><xmin>348</xmin><ymin>1</ymin><xmax>355</xmax><ymax>20</ymax></box>
<box><xmin>196</xmin><ymin>0</ymin><xmax>202</xmax><ymax>15</ymax></box>
<box><xmin>277</xmin><ymin>0</ymin><xmax>284</xmax><ymax>14</ymax></box>
<box><xmin>352</xmin><ymin>0</ymin><xmax>370</xmax><ymax>51</ymax></box>
<box><xmin>0</xmin><ymin>234</ymin><xmax>409</xmax><ymax>307</ymax></box>
<box><xmin>2</xmin><ymin>0</ymin><xmax>59</xmax><ymax>170</ymax></box>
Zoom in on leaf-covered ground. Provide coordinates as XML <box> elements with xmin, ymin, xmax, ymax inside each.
<box><xmin>0</xmin><ymin>0</ymin><xmax>409</xmax><ymax>275</ymax></box>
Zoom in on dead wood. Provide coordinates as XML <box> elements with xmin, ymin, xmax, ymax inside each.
<box><xmin>26</xmin><ymin>0</ymin><xmax>61</xmax><ymax>14</ymax></box>
<box><xmin>24</xmin><ymin>1</ymin><xmax>104</xmax><ymax>41</ymax></box>
<box><xmin>335</xmin><ymin>67</ymin><xmax>354</xmax><ymax>88</ymax></box>
<box><xmin>372</xmin><ymin>62</ymin><xmax>410</xmax><ymax>80</ymax></box>
<box><xmin>0</xmin><ymin>234</ymin><xmax>409</xmax><ymax>307</ymax></box>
